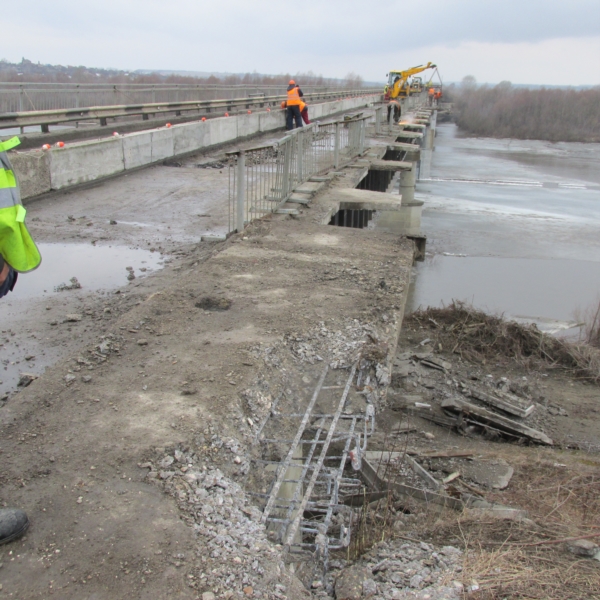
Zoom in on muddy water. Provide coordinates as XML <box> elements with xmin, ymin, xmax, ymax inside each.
<box><xmin>408</xmin><ymin>124</ymin><xmax>600</xmax><ymax>333</ymax></box>
<box><xmin>11</xmin><ymin>242</ymin><xmax>163</xmax><ymax>299</ymax></box>
<box><xmin>0</xmin><ymin>243</ymin><xmax>163</xmax><ymax>396</ymax></box>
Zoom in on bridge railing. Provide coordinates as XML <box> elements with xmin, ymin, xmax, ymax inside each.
<box><xmin>0</xmin><ymin>89</ymin><xmax>380</xmax><ymax>133</ymax></box>
<box><xmin>0</xmin><ymin>82</ymin><xmax>372</xmax><ymax>113</ymax></box>
<box><xmin>227</xmin><ymin>116</ymin><xmax>369</xmax><ymax>232</ymax></box>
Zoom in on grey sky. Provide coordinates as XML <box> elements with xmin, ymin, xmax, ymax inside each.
<box><xmin>4</xmin><ymin>0</ymin><xmax>600</xmax><ymax>85</ymax></box>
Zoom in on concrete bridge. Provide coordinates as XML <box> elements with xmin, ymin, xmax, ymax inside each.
<box><xmin>0</xmin><ymin>90</ymin><xmax>439</xmax><ymax>598</ymax></box>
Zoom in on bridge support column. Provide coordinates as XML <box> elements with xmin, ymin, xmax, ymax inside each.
<box><xmin>399</xmin><ymin>162</ymin><xmax>416</xmax><ymax>204</ymax></box>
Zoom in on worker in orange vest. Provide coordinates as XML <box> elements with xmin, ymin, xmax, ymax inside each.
<box><xmin>428</xmin><ymin>87</ymin><xmax>435</xmax><ymax>106</ymax></box>
<box><xmin>281</xmin><ymin>98</ymin><xmax>310</xmax><ymax>125</ymax></box>
<box><xmin>286</xmin><ymin>80</ymin><xmax>303</xmax><ymax>130</ymax></box>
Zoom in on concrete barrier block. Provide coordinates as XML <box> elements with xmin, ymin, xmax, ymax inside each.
<box><xmin>122</xmin><ymin>131</ymin><xmax>153</xmax><ymax>170</ymax></box>
<box><xmin>151</xmin><ymin>128</ymin><xmax>174</xmax><ymax>162</ymax></box>
<box><xmin>173</xmin><ymin>121</ymin><xmax>210</xmax><ymax>155</ymax></box>
<box><xmin>207</xmin><ymin>117</ymin><xmax>239</xmax><ymax>146</ymax></box>
<box><xmin>11</xmin><ymin>150</ymin><xmax>51</xmax><ymax>201</ymax></box>
<box><xmin>237</xmin><ymin>113</ymin><xmax>261</xmax><ymax>138</ymax></box>
<box><xmin>49</xmin><ymin>137</ymin><xmax>124</xmax><ymax>189</ymax></box>
<box><xmin>259</xmin><ymin>111</ymin><xmax>285</xmax><ymax>132</ymax></box>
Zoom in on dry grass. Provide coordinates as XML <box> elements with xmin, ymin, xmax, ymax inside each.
<box><xmin>422</xmin><ymin>453</ymin><xmax>600</xmax><ymax>599</ymax></box>
<box><xmin>407</xmin><ymin>301</ymin><xmax>600</xmax><ymax>384</ymax></box>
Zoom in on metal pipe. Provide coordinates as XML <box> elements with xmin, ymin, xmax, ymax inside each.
<box><xmin>236</xmin><ymin>152</ymin><xmax>245</xmax><ymax>232</ymax></box>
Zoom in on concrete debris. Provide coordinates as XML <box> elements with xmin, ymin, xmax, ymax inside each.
<box><xmin>468</xmin><ymin>387</ymin><xmax>535</xmax><ymax>418</ymax></box>
<box><xmin>285</xmin><ymin>319</ymin><xmax>372</xmax><ymax>369</ymax></box>
<box><xmin>146</xmin><ymin>446</ymin><xmax>309</xmax><ymax>599</ymax></box>
<box><xmin>441</xmin><ymin>397</ymin><xmax>553</xmax><ymax>445</ymax></box>
<box><xmin>334</xmin><ymin>539</ymin><xmax>463</xmax><ymax>600</ymax></box>
<box><xmin>65</xmin><ymin>313</ymin><xmax>83</xmax><ymax>322</ymax></box>
<box><xmin>54</xmin><ymin>276</ymin><xmax>82</xmax><ymax>292</ymax></box>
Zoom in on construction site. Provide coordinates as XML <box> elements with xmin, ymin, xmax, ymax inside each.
<box><xmin>0</xmin><ymin>71</ymin><xmax>599</xmax><ymax>600</ymax></box>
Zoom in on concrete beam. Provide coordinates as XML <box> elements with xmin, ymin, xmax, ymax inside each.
<box><xmin>324</xmin><ymin>188</ymin><xmax>403</xmax><ymax>211</ymax></box>
<box><xmin>395</xmin><ymin>131</ymin><xmax>423</xmax><ymax>140</ymax></box>
<box><xmin>370</xmin><ymin>159</ymin><xmax>413</xmax><ymax>171</ymax></box>
<box><xmin>387</xmin><ymin>143</ymin><xmax>421</xmax><ymax>153</ymax></box>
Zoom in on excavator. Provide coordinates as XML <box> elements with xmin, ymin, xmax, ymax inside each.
<box><xmin>384</xmin><ymin>62</ymin><xmax>437</xmax><ymax>101</ymax></box>
<box><xmin>383</xmin><ymin>62</ymin><xmax>437</xmax><ymax>123</ymax></box>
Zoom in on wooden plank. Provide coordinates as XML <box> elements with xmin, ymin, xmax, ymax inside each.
<box><xmin>441</xmin><ymin>398</ymin><xmax>553</xmax><ymax>445</ymax></box>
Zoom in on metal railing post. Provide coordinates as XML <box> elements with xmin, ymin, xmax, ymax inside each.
<box><xmin>334</xmin><ymin>122</ymin><xmax>340</xmax><ymax>169</ymax></box>
<box><xmin>236</xmin><ymin>151</ymin><xmax>246</xmax><ymax>232</ymax></box>
<box><xmin>375</xmin><ymin>107</ymin><xmax>381</xmax><ymax>135</ymax></box>
<box><xmin>282</xmin><ymin>139</ymin><xmax>292</xmax><ymax>197</ymax></box>
<box><xmin>296</xmin><ymin>130</ymin><xmax>304</xmax><ymax>184</ymax></box>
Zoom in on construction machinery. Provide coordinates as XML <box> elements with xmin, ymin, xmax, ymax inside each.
<box><xmin>384</xmin><ymin>62</ymin><xmax>437</xmax><ymax>101</ymax></box>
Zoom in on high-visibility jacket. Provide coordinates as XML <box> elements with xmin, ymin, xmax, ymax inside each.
<box><xmin>286</xmin><ymin>85</ymin><xmax>302</xmax><ymax>106</ymax></box>
<box><xmin>0</xmin><ymin>137</ymin><xmax>41</xmax><ymax>273</ymax></box>
<box><xmin>428</xmin><ymin>88</ymin><xmax>435</xmax><ymax>96</ymax></box>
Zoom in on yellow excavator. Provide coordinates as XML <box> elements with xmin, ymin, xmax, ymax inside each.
<box><xmin>384</xmin><ymin>62</ymin><xmax>437</xmax><ymax>101</ymax></box>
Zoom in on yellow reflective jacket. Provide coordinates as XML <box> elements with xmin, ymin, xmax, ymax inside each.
<box><xmin>0</xmin><ymin>137</ymin><xmax>41</xmax><ymax>272</ymax></box>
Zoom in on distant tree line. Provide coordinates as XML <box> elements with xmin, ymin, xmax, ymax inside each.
<box><xmin>0</xmin><ymin>58</ymin><xmax>363</xmax><ymax>89</ymax></box>
<box><xmin>446</xmin><ymin>77</ymin><xmax>600</xmax><ymax>143</ymax></box>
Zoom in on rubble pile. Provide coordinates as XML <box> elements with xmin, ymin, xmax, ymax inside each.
<box><xmin>143</xmin><ymin>447</ymin><xmax>308</xmax><ymax>600</ymax></box>
<box><xmin>332</xmin><ymin>539</ymin><xmax>464</xmax><ymax>600</ymax></box>
<box><xmin>285</xmin><ymin>319</ymin><xmax>374</xmax><ymax>368</ymax></box>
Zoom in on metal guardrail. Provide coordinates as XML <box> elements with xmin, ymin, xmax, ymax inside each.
<box><xmin>0</xmin><ymin>89</ymin><xmax>380</xmax><ymax>133</ymax></box>
<box><xmin>0</xmin><ymin>82</ymin><xmax>374</xmax><ymax>113</ymax></box>
<box><xmin>227</xmin><ymin>114</ymin><xmax>371</xmax><ymax>232</ymax></box>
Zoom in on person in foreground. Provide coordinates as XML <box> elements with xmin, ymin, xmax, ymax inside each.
<box><xmin>0</xmin><ymin>136</ymin><xmax>42</xmax><ymax>544</ymax></box>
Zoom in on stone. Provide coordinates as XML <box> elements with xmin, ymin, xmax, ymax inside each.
<box><xmin>137</xmin><ymin>339</ymin><xmax>148</xmax><ymax>346</ymax></box>
<box><xmin>362</xmin><ymin>578</ymin><xmax>377</xmax><ymax>597</ymax></box>
<box><xmin>335</xmin><ymin>565</ymin><xmax>370</xmax><ymax>600</ymax></box>
<box><xmin>18</xmin><ymin>373</ymin><xmax>38</xmax><ymax>387</ymax></box>
<box><xmin>243</xmin><ymin>586</ymin><xmax>253</xmax><ymax>596</ymax></box>
<box><xmin>567</xmin><ymin>538</ymin><xmax>598</xmax><ymax>557</ymax></box>
<box><xmin>64</xmin><ymin>374</ymin><xmax>76</xmax><ymax>384</ymax></box>
<box><xmin>202</xmin><ymin>593</ymin><xmax>215</xmax><ymax>600</ymax></box>
<box><xmin>65</xmin><ymin>314</ymin><xmax>82</xmax><ymax>322</ymax></box>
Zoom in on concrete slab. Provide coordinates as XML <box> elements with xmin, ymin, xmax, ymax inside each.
<box><xmin>122</xmin><ymin>130</ymin><xmax>153</xmax><ymax>170</ymax></box>
<box><xmin>395</xmin><ymin>131</ymin><xmax>423</xmax><ymax>139</ymax></box>
<box><xmin>370</xmin><ymin>159</ymin><xmax>413</xmax><ymax>171</ymax></box>
<box><xmin>294</xmin><ymin>181</ymin><xmax>325</xmax><ymax>195</ymax></box>
<box><xmin>288</xmin><ymin>193</ymin><xmax>312</xmax><ymax>204</ymax></box>
<box><xmin>324</xmin><ymin>188</ymin><xmax>403</xmax><ymax>211</ymax></box>
<box><xmin>388</xmin><ymin>143</ymin><xmax>421</xmax><ymax>153</ymax></box>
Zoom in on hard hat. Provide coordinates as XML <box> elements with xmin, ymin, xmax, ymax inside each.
<box><xmin>289</xmin><ymin>79</ymin><xmax>295</xmax><ymax>85</ymax></box>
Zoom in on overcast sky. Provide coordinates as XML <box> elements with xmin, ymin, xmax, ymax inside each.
<box><xmin>3</xmin><ymin>0</ymin><xmax>600</xmax><ymax>86</ymax></box>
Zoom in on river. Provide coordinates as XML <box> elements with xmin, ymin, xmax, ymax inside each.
<box><xmin>407</xmin><ymin>123</ymin><xmax>600</xmax><ymax>336</ymax></box>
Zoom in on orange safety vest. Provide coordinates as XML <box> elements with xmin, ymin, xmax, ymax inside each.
<box><xmin>428</xmin><ymin>88</ymin><xmax>435</xmax><ymax>96</ymax></box>
<box><xmin>286</xmin><ymin>86</ymin><xmax>302</xmax><ymax>106</ymax></box>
